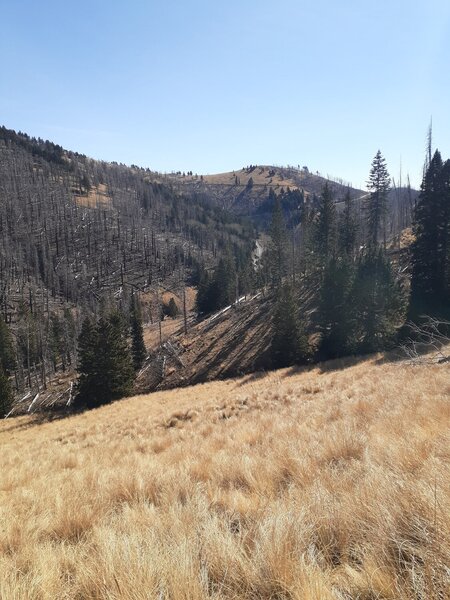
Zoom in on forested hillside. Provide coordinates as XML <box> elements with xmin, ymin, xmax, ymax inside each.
<box><xmin>0</xmin><ymin>126</ymin><xmax>448</xmax><ymax>417</ymax></box>
<box><xmin>167</xmin><ymin>163</ymin><xmax>418</xmax><ymax>234</ymax></box>
<box><xmin>0</xmin><ymin>126</ymin><xmax>255</xmax><ymax>402</ymax></box>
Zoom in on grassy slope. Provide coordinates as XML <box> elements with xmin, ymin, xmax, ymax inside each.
<box><xmin>0</xmin><ymin>355</ymin><xmax>449</xmax><ymax>599</ymax></box>
<box><xmin>166</xmin><ymin>166</ymin><xmax>364</xmax><ymax>215</ymax></box>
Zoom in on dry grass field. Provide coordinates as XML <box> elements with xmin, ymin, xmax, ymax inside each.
<box><xmin>0</xmin><ymin>354</ymin><xmax>449</xmax><ymax>599</ymax></box>
<box><xmin>75</xmin><ymin>184</ymin><xmax>111</xmax><ymax>208</ymax></box>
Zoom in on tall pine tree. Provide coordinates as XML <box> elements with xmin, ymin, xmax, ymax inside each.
<box><xmin>130</xmin><ymin>297</ymin><xmax>147</xmax><ymax>371</ymax></box>
<box><xmin>338</xmin><ymin>189</ymin><xmax>358</xmax><ymax>258</ymax></box>
<box><xmin>76</xmin><ymin>312</ymin><xmax>134</xmax><ymax>408</ymax></box>
<box><xmin>366</xmin><ymin>150</ymin><xmax>390</xmax><ymax>248</ymax></box>
<box><xmin>317</xmin><ymin>258</ymin><xmax>354</xmax><ymax>359</ymax></box>
<box><xmin>267</xmin><ymin>197</ymin><xmax>289</xmax><ymax>287</ymax></box>
<box><xmin>408</xmin><ymin>150</ymin><xmax>450</xmax><ymax>320</ymax></box>
<box><xmin>271</xmin><ymin>283</ymin><xmax>309</xmax><ymax>368</ymax></box>
<box><xmin>349</xmin><ymin>249</ymin><xmax>405</xmax><ymax>352</ymax></box>
<box><xmin>0</xmin><ymin>318</ymin><xmax>16</xmax><ymax>374</ymax></box>
<box><xmin>0</xmin><ymin>364</ymin><xmax>13</xmax><ymax>417</ymax></box>
<box><xmin>314</xmin><ymin>182</ymin><xmax>336</xmax><ymax>264</ymax></box>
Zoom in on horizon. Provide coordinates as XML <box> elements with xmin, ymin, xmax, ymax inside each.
<box><xmin>2</xmin><ymin>1</ymin><xmax>450</xmax><ymax>189</ymax></box>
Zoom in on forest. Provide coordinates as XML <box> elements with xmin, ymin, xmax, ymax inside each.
<box><xmin>0</xmin><ymin>126</ymin><xmax>449</xmax><ymax>414</ymax></box>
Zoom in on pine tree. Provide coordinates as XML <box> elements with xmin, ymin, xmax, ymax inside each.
<box><xmin>49</xmin><ymin>314</ymin><xmax>65</xmax><ymax>371</ymax></box>
<box><xmin>166</xmin><ymin>297</ymin><xmax>179</xmax><ymax>318</ymax></box>
<box><xmin>314</xmin><ymin>182</ymin><xmax>336</xmax><ymax>263</ymax></box>
<box><xmin>409</xmin><ymin>151</ymin><xmax>450</xmax><ymax>320</ymax></box>
<box><xmin>216</xmin><ymin>253</ymin><xmax>237</xmax><ymax>307</ymax></box>
<box><xmin>267</xmin><ymin>197</ymin><xmax>289</xmax><ymax>287</ymax></box>
<box><xmin>271</xmin><ymin>283</ymin><xmax>309</xmax><ymax>368</ymax></box>
<box><xmin>0</xmin><ymin>318</ymin><xmax>16</xmax><ymax>373</ymax></box>
<box><xmin>317</xmin><ymin>258</ymin><xmax>354</xmax><ymax>359</ymax></box>
<box><xmin>349</xmin><ymin>249</ymin><xmax>405</xmax><ymax>352</ymax></box>
<box><xmin>196</xmin><ymin>268</ymin><xmax>215</xmax><ymax>314</ymax></box>
<box><xmin>76</xmin><ymin>312</ymin><xmax>134</xmax><ymax>408</ymax></box>
<box><xmin>130</xmin><ymin>299</ymin><xmax>147</xmax><ymax>371</ymax></box>
<box><xmin>366</xmin><ymin>150</ymin><xmax>390</xmax><ymax>248</ymax></box>
<box><xmin>75</xmin><ymin>317</ymin><xmax>98</xmax><ymax>404</ymax></box>
<box><xmin>196</xmin><ymin>252</ymin><xmax>237</xmax><ymax>314</ymax></box>
<box><xmin>338</xmin><ymin>189</ymin><xmax>358</xmax><ymax>258</ymax></box>
<box><xmin>0</xmin><ymin>364</ymin><xmax>13</xmax><ymax>417</ymax></box>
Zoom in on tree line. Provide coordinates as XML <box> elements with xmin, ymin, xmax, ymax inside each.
<box><xmin>266</xmin><ymin>147</ymin><xmax>449</xmax><ymax>368</ymax></box>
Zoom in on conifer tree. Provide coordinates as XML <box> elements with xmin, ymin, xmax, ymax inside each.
<box><xmin>196</xmin><ymin>252</ymin><xmax>237</xmax><ymax>314</ymax></box>
<box><xmin>338</xmin><ymin>189</ymin><xmax>358</xmax><ymax>258</ymax></box>
<box><xmin>267</xmin><ymin>197</ymin><xmax>289</xmax><ymax>287</ymax></box>
<box><xmin>0</xmin><ymin>318</ymin><xmax>16</xmax><ymax>374</ymax></box>
<box><xmin>271</xmin><ymin>283</ymin><xmax>309</xmax><ymax>368</ymax></box>
<box><xmin>317</xmin><ymin>258</ymin><xmax>354</xmax><ymax>359</ymax></box>
<box><xmin>349</xmin><ymin>249</ymin><xmax>405</xmax><ymax>352</ymax></box>
<box><xmin>366</xmin><ymin>150</ymin><xmax>390</xmax><ymax>248</ymax></box>
<box><xmin>130</xmin><ymin>298</ymin><xmax>147</xmax><ymax>371</ymax></box>
<box><xmin>76</xmin><ymin>312</ymin><xmax>134</xmax><ymax>408</ymax></box>
<box><xmin>166</xmin><ymin>297</ymin><xmax>179</xmax><ymax>318</ymax></box>
<box><xmin>0</xmin><ymin>364</ymin><xmax>13</xmax><ymax>417</ymax></box>
<box><xmin>75</xmin><ymin>317</ymin><xmax>98</xmax><ymax>404</ymax></box>
<box><xmin>314</xmin><ymin>182</ymin><xmax>336</xmax><ymax>264</ymax></box>
<box><xmin>409</xmin><ymin>151</ymin><xmax>450</xmax><ymax>320</ymax></box>
<box><xmin>216</xmin><ymin>252</ymin><xmax>237</xmax><ymax>307</ymax></box>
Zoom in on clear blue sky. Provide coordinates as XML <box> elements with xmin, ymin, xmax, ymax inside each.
<box><xmin>1</xmin><ymin>0</ymin><xmax>449</xmax><ymax>189</ymax></box>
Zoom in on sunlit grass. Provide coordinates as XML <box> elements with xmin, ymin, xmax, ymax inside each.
<box><xmin>0</xmin><ymin>355</ymin><xmax>448</xmax><ymax>599</ymax></box>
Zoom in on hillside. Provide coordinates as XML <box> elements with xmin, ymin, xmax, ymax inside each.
<box><xmin>0</xmin><ymin>126</ymin><xmax>256</xmax><ymax>399</ymax></box>
<box><xmin>165</xmin><ymin>165</ymin><xmax>364</xmax><ymax>218</ymax></box>
<box><xmin>1</xmin><ymin>354</ymin><xmax>448</xmax><ymax>599</ymax></box>
<box><xmin>0</xmin><ymin>125</ymin><xmax>420</xmax><ymax>410</ymax></box>
<box><xmin>165</xmin><ymin>165</ymin><xmax>418</xmax><ymax>229</ymax></box>
<box><xmin>0</xmin><ymin>127</ymin><xmax>254</xmax><ymax>313</ymax></box>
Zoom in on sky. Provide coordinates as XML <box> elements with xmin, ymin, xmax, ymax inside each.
<box><xmin>1</xmin><ymin>0</ymin><xmax>449</xmax><ymax>189</ymax></box>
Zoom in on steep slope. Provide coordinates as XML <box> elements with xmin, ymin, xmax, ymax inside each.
<box><xmin>0</xmin><ymin>126</ymin><xmax>256</xmax><ymax>397</ymax></box>
<box><xmin>1</xmin><ymin>355</ymin><xmax>448</xmax><ymax>599</ymax></box>
<box><xmin>0</xmin><ymin>126</ymin><xmax>254</xmax><ymax>317</ymax></box>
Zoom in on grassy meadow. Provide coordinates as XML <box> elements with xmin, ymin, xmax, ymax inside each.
<box><xmin>0</xmin><ymin>354</ymin><xmax>449</xmax><ymax>599</ymax></box>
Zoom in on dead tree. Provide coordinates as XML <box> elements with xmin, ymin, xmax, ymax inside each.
<box><xmin>401</xmin><ymin>317</ymin><xmax>450</xmax><ymax>364</ymax></box>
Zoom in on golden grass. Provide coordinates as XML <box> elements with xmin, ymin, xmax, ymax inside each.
<box><xmin>75</xmin><ymin>184</ymin><xmax>111</xmax><ymax>208</ymax></box>
<box><xmin>179</xmin><ymin>166</ymin><xmax>302</xmax><ymax>191</ymax></box>
<box><xmin>0</xmin><ymin>355</ymin><xmax>449</xmax><ymax>599</ymax></box>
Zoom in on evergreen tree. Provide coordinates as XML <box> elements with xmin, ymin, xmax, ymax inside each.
<box><xmin>166</xmin><ymin>297</ymin><xmax>179</xmax><ymax>318</ymax></box>
<box><xmin>49</xmin><ymin>314</ymin><xmax>65</xmax><ymax>371</ymax></box>
<box><xmin>215</xmin><ymin>253</ymin><xmax>237</xmax><ymax>307</ymax></box>
<box><xmin>409</xmin><ymin>151</ymin><xmax>450</xmax><ymax>320</ymax></box>
<box><xmin>317</xmin><ymin>258</ymin><xmax>354</xmax><ymax>359</ymax></box>
<box><xmin>314</xmin><ymin>182</ymin><xmax>336</xmax><ymax>263</ymax></box>
<box><xmin>196</xmin><ymin>252</ymin><xmax>237</xmax><ymax>314</ymax></box>
<box><xmin>349</xmin><ymin>250</ymin><xmax>405</xmax><ymax>352</ymax></box>
<box><xmin>338</xmin><ymin>189</ymin><xmax>358</xmax><ymax>258</ymax></box>
<box><xmin>366</xmin><ymin>150</ymin><xmax>390</xmax><ymax>248</ymax></box>
<box><xmin>196</xmin><ymin>268</ymin><xmax>214</xmax><ymax>314</ymax></box>
<box><xmin>267</xmin><ymin>197</ymin><xmax>289</xmax><ymax>287</ymax></box>
<box><xmin>0</xmin><ymin>318</ymin><xmax>16</xmax><ymax>373</ymax></box>
<box><xmin>130</xmin><ymin>299</ymin><xmax>147</xmax><ymax>371</ymax></box>
<box><xmin>0</xmin><ymin>364</ymin><xmax>13</xmax><ymax>417</ymax></box>
<box><xmin>75</xmin><ymin>317</ymin><xmax>98</xmax><ymax>403</ymax></box>
<box><xmin>76</xmin><ymin>312</ymin><xmax>134</xmax><ymax>408</ymax></box>
<box><xmin>271</xmin><ymin>283</ymin><xmax>309</xmax><ymax>368</ymax></box>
